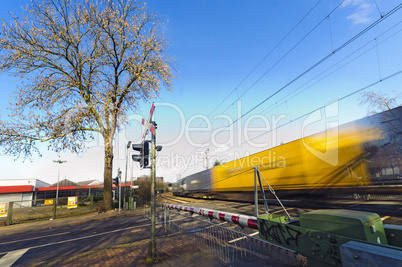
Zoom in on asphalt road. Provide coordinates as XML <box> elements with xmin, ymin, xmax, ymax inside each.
<box><xmin>0</xmin><ymin>214</ymin><xmax>154</xmax><ymax>266</ymax></box>
<box><xmin>1</xmin><ymin>196</ymin><xmax>401</xmax><ymax>266</ymax></box>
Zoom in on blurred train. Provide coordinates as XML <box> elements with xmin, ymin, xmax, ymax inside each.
<box><xmin>173</xmin><ymin>106</ymin><xmax>402</xmax><ymax>201</ymax></box>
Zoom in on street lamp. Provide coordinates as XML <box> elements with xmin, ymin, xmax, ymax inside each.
<box><xmin>53</xmin><ymin>159</ymin><xmax>67</xmax><ymax>204</ymax></box>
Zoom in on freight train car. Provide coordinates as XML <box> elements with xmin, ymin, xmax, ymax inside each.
<box><xmin>173</xmin><ymin>106</ymin><xmax>402</xmax><ymax>200</ymax></box>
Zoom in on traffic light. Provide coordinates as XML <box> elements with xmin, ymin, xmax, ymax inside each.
<box><xmin>132</xmin><ymin>140</ymin><xmax>150</xmax><ymax>168</ymax></box>
<box><xmin>113</xmin><ymin>176</ymin><xmax>119</xmax><ymax>187</ymax></box>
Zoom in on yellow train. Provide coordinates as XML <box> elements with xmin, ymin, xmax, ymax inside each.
<box><xmin>173</xmin><ymin>106</ymin><xmax>402</xmax><ymax>200</ymax></box>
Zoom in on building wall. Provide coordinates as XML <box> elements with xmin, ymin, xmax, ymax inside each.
<box><xmin>0</xmin><ymin>193</ymin><xmax>24</xmax><ymax>205</ymax></box>
<box><xmin>0</xmin><ymin>179</ymin><xmax>49</xmax><ymax>208</ymax></box>
<box><xmin>0</xmin><ymin>179</ymin><xmax>103</xmax><ymax>207</ymax></box>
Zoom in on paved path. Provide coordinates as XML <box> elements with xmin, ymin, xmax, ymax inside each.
<box><xmin>34</xmin><ymin>234</ymin><xmax>225</xmax><ymax>267</ymax></box>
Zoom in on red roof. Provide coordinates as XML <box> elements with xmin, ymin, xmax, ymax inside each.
<box><xmin>0</xmin><ymin>185</ymin><xmax>33</xmax><ymax>194</ymax></box>
<box><xmin>35</xmin><ymin>183</ymin><xmax>130</xmax><ymax>192</ymax></box>
<box><xmin>0</xmin><ymin>183</ymin><xmax>131</xmax><ymax>193</ymax></box>
<box><xmin>36</xmin><ymin>184</ymin><xmax>104</xmax><ymax>191</ymax></box>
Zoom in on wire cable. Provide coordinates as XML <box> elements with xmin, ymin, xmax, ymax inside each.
<box><xmin>260</xmin><ymin>21</ymin><xmax>402</xmax><ymax>118</ymax></box>
<box><xmin>218</xmin><ymin>1</ymin><xmax>345</xmax><ymax>116</ymax></box>
<box><xmin>195</xmin><ymin>0</ymin><xmax>323</xmax><ymax>129</ymax></box>
<box><xmin>176</xmin><ymin>69</ymin><xmax>402</xmax><ymax>193</ymax></box>
<box><xmin>217</xmin><ymin>69</ymin><xmax>402</xmax><ymax>159</ymax></box>
<box><xmin>184</xmin><ymin>3</ymin><xmax>402</xmax><ymax>157</ymax></box>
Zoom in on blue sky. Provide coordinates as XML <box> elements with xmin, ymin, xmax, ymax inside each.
<box><xmin>0</xmin><ymin>0</ymin><xmax>401</xmax><ymax>184</ymax></box>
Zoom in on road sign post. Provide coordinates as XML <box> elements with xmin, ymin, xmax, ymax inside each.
<box><xmin>147</xmin><ymin>120</ymin><xmax>158</xmax><ymax>260</ymax></box>
<box><xmin>133</xmin><ymin>102</ymin><xmax>159</xmax><ymax>261</ymax></box>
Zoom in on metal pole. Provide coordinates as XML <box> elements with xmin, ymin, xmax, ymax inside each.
<box><xmin>147</xmin><ymin>121</ymin><xmax>158</xmax><ymax>260</ymax></box>
<box><xmin>124</xmin><ymin>141</ymin><xmax>131</xmax><ymax>209</ymax></box>
<box><xmin>6</xmin><ymin>202</ymin><xmax>13</xmax><ymax>226</ymax></box>
<box><xmin>56</xmin><ymin>164</ymin><xmax>60</xmax><ymax>204</ymax></box>
<box><xmin>52</xmin><ymin>199</ymin><xmax>57</xmax><ymax>219</ymax></box>
<box><xmin>53</xmin><ymin>160</ymin><xmax>67</xmax><ymax>205</ymax></box>
<box><xmin>118</xmin><ymin>169</ymin><xmax>121</xmax><ymax>214</ymax></box>
<box><xmin>256</xmin><ymin>167</ymin><xmax>270</xmax><ymax>215</ymax></box>
<box><xmin>130</xmin><ymin>166</ymin><xmax>134</xmax><ymax>198</ymax></box>
<box><xmin>254</xmin><ymin>166</ymin><xmax>259</xmax><ymax>217</ymax></box>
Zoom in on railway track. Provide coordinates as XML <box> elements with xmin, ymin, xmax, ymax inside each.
<box><xmin>158</xmin><ymin>194</ymin><xmax>194</xmax><ymax>204</ymax></box>
<box><xmin>268</xmin><ymin>198</ymin><xmax>402</xmax><ymax>218</ymax></box>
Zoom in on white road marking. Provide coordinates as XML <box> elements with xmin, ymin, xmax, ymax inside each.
<box><xmin>0</xmin><ymin>248</ymin><xmax>29</xmax><ymax>267</ymax></box>
<box><xmin>0</xmin><ymin>232</ymin><xmax>70</xmax><ymax>245</ymax></box>
<box><xmin>3</xmin><ymin>223</ymin><xmax>151</xmax><ymax>254</ymax></box>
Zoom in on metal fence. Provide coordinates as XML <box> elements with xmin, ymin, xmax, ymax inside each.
<box><xmin>156</xmin><ymin>207</ymin><xmax>306</xmax><ymax>266</ymax></box>
<box><xmin>3</xmin><ymin>196</ymin><xmax>102</xmax><ymax>225</ymax></box>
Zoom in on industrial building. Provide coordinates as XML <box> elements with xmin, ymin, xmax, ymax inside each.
<box><xmin>0</xmin><ymin>179</ymin><xmax>106</xmax><ymax>207</ymax></box>
<box><xmin>0</xmin><ymin>179</ymin><xmax>49</xmax><ymax>207</ymax></box>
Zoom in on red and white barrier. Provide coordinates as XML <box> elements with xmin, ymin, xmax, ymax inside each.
<box><xmin>163</xmin><ymin>203</ymin><xmax>258</xmax><ymax>230</ymax></box>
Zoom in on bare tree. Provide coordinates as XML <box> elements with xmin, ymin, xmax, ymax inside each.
<box><xmin>0</xmin><ymin>0</ymin><xmax>174</xmax><ymax>211</ymax></box>
<box><xmin>360</xmin><ymin>91</ymin><xmax>401</xmax><ymax>135</ymax></box>
<box><xmin>213</xmin><ymin>159</ymin><xmax>222</xmax><ymax>167</ymax></box>
<box><xmin>360</xmin><ymin>91</ymin><xmax>401</xmax><ymax>114</ymax></box>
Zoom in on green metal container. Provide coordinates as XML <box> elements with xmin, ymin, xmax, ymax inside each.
<box><xmin>257</xmin><ymin>209</ymin><xmax>402</xmax><ymax>266</ymax></box>
<box><xmin>299</xmin><ymin>209</ymin><xmax>388</xmax><ymax>245</ymax></box>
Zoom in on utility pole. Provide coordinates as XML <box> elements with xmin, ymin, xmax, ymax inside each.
<box><xmin>53</xmin><ymin>159</ymin><xmax>67</xmax><ymax>204</ymax></box>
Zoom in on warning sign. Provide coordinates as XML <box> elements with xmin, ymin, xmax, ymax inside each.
<box><xmin>68</xmin><ymin>196</ymin><xmax>78</xmax><ymax>209</ymax></box>
<box><xmin>0</xmin><ymin>203</ymin><xmax>8</xmax><ymax>217</ymax></box>
<box><xmin>45</xmin><ymin>199</ymin><xmax>54</xmax><ymax>205</ymax></box>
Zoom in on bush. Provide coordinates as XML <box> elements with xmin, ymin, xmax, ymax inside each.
<box><xmin>77</xmin><ymin>201</ymin><xmax>87</xmax><ymax>207</ymax></box>
<box><xmin>93</xmin><ymin>196</ymin><xmax>103</xmax><ymax>202</ymax></box>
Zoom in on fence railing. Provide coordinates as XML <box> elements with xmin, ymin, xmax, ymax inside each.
<box><xmin>154</xmin><ymin>206</ymin><xmax>306</xmax><ymax>266</ymax></box>
<box><xmin>3</xmin><ymin>195</ymin><xmax>103</xmax><ymax>225</ymax></box>
<box><xmin>1</xmin><ymin>196</ymin><xmax>152</xmax><ymax>226</ymax></box>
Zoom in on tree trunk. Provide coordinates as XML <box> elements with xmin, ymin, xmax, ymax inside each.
<box><xmin>103</xmin><ymin>140</ymin><xmax>114</xmax><ymax>211</ymax></box>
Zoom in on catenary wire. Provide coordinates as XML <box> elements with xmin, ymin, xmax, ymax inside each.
<box><xmin>218</xmin><ymin>1</ymin><xmax>345</xmax><ymax>117</ymax></box>
<box><xmin>184</xmin><ymin>3</ymin><xmax>402</xmax><ymax>158</ymax></box>
<box><xmin>178</xmin><ymin>68</ymin><xmax>402</xmax><ymax>190</ymax></box>
<box><xmin>194</xmin><ymin>0</ymin><xmax>324</xmax><ymax>129</ymax></box>
<box><xmin>217</xmin><ymin>69</ymin><xmax>402</xmax><ymax>159</ymax></box>
<box><xmin>260</xmin><ymin>21</ymin><xmax>402</xmax><ymax>117</ymax></box>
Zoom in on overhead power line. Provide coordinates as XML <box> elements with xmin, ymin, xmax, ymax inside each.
<box><xmin>198</xmin><ymin>0</ymin><xmax>323</xmax><ymax>125</ymax></box>
<box><xmin>185</xmin><ymin>2</ymin><xmax>402</xmax><ymax>158</ymax></box>
<box><xmin>219</xmin><ymin>0</ymin><xmax>345</xmax><ymax>116</ymax></box>
<box><xmin>217</xmin><ymin>69</ymin><xmax>402</xmax><ymax>159</ymax></box>
<box><xmin>189</xmin><ymin>68</ymin><xmax>402</xmax><ymax>190</ymax></box>
<box><xmin>260</xmin><ymin>21</ymin><xmax>402</xmax><ymax>117</ymax></box>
